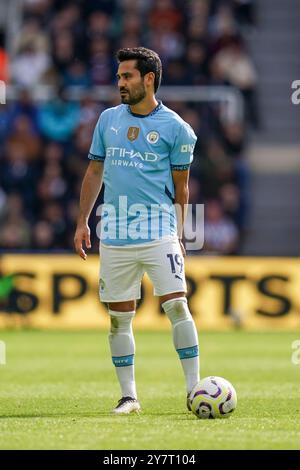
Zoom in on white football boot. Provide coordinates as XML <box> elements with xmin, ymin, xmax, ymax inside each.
<box><xmin>187</xmin><ymin>392</ymin><xmax>192</xmax><ymax>411</ymax></box>
<box><xmin>112</xmin><ymin>397</ymin><xmax>141</xmax><ymax>415</ymax></box>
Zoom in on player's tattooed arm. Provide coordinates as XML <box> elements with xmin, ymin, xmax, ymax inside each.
<box><xmin>172</xmin><ymin>169</ymin><xmax>190</xmax><ymax>257</ymax></box>
<box><xmin>74</xmin><ymin>161</ymin><xmax>104</xmax><ymax>260</ymax></box>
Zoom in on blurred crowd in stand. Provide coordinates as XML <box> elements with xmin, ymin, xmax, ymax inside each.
<box><xmin>0</xmin><ymin>0</ymin><xmax>257</xmax><ymax>254</ymax></box>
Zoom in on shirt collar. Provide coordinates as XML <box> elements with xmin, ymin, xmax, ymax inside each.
<box><xmin>126</xmin><ymin>100</ymin><xmax>162</xmax><ymax>118</ymax></box>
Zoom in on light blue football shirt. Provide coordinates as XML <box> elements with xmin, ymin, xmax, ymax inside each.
<box><xmin>88</xmin><ymin>101</ymin><xmax>197</xmax><ymax>245</ymax></box>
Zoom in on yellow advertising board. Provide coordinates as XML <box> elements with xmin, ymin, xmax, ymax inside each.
<box><xmin>0</xmin><ymin>255</ymin><xmax>299</xmax><ymax>330</ymax></box>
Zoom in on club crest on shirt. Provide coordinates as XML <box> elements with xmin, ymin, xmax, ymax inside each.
<box><xmin>146</xmin><ymin>131</ymin><xmax>160</xmax><ymax>144</ymax></box>
<box><xmin>127</xmin><ymin>127</ymin><xmax>140</xmax><ymax>141</ymax></box>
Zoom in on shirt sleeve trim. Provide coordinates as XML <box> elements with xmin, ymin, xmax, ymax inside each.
<box><xmin>171</xmin><ymin>164</ymin><xmax>191</xmax><ymax>171</ymax></box>
<box><xmin>88</xmin><ymin>152</ymin><xmax>105</xmax><ymax>161</ymax></box>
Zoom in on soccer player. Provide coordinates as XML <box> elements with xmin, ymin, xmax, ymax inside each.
<box><xmin>74</xmin><ymin>47</ymin><xmax>200</xmax><ymax>414</ymax></box>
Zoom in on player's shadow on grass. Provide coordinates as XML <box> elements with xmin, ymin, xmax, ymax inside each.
<box><xmin>0</xmin><ymin>412</ymin><xmax>110</xmax><ymax>419</ymax></box>
<box><xmin>0</xmin><ymin>411</ymin><xmax>192</xmax><ymax>419</ymax></box>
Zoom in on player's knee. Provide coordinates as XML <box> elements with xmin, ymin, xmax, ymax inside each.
<box><xmin>108</xmin><ymin>309</ymin><xmax>135</xmax><ymax>334</ymax></box>
<box><xmin>162</xmin><ymin>297</ymin><xmax>191</xmax><ymax>324</ymax></box>
<box><xmin>108</xmin><ymin>301</ymin><xmax>135</xmax><ymax>311</ymax></box>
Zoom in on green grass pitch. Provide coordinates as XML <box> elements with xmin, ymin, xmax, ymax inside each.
<box><xmin>0</xmin><ymin>329</ymin><xmax>300</xmax><ymax>450</ymax></box>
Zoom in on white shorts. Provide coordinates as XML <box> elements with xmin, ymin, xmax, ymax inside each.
<box><xmin>99</xmin><ymin>236</ymin><xmax>187</xmax><ymax>302</ymax></box>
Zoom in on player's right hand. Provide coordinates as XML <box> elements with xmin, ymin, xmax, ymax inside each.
<box><xmin>74</xmin><ymin>224</ymin><xmax>91</xmax><ymax>260</ymax></box>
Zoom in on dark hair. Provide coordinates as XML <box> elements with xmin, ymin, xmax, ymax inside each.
<box><xmin>116</xmin><ymin>47</ymin><xmax>162</xmax><ymax>93</ymax></box>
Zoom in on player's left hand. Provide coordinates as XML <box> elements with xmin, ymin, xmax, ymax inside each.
<box><xmin>179</xmin><ymin>238</ymin><xmax>186</xmax><ymax>257</ymax></box>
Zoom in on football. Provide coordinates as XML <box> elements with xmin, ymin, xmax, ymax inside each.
<box><xmin>190</xmin><ymin>376</ymin><xmax>237</xmax><ymax>419</ymax></box>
